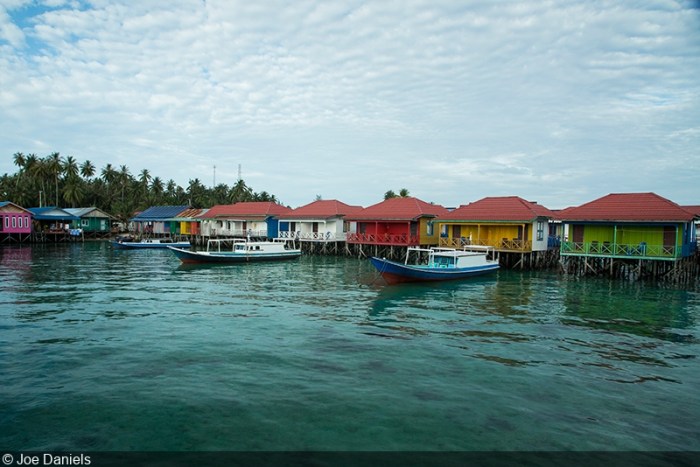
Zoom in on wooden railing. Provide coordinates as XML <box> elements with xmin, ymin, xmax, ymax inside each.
<box><xmin>346</xmin><ymin>233</ymin><xmax>419</xmax><ymax>245</ymax></box>
<box><xmin>278</xmin><ymin>231</ymin><xmax>344</xmax><ymax>241</ymax></box>
<box><xmin>560</xmin><ymin>241</ymin><xmax>695</xmax><ymax>259</ymax></box>
<box><xmin>439</xmin><ymin>237</ymin><xmax>532</xmax><ymax>251</ymax></box>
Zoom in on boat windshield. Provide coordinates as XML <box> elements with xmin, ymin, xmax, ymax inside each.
<box><xmin>431</xmin><ymin>255</ymin><xmax>455</xmax><ymax>267</ymax></box>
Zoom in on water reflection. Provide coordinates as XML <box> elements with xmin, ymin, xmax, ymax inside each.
<box><xmin>560</xmin><ymin>276</ymin><xmax>696</xmax><ymax>342</ymax></box>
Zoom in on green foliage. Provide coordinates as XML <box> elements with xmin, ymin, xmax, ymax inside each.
<box><xmin>384</xmin><ymin>188</ymin><xmax>410</xmax><ymax>200</ymax></box>
<box><xmin>1</xmin><ymin>151</ymin><xmax>280</xmax><ymax>222</ymax></box>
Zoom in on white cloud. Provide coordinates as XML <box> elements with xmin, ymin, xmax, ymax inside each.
<box><xmin>1</xmin><ymin>0</ymin><xmax>699</xmax><ymax>208</ymax></box>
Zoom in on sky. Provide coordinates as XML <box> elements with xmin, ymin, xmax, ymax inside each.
<box><xmin>1</xmin><ymin>0</ymin><xmax>699</xmax><ymax>210</ymax></box>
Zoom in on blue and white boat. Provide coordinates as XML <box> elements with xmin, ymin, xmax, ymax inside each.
<box><xmin>168</xmin><ymin>238</ymin><xmax>301</xmax><ymax>264</ymax></box>
<box><xmin>370</xmin><ymin>246</ymin><xmax>499</xmax><ymax>284</ymax></box>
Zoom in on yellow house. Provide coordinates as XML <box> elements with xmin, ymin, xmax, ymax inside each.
<box><xmin>437</xmin><ymin>196</ymin><xmax>556</xmax><ymax>252</ymax></box>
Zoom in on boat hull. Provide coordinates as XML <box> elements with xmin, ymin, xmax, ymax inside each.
<box><xmin>370</xmin><ymin>256</ymin><xmax>499</xmax><ymax>284</ymax></box>
<box><xmin>168</xmin><ymin>246</ymin><xmax>301</xmax><ymax>264</ymax></box>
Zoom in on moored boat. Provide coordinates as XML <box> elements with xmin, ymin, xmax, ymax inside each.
<box><xmin>168</xmin><ymin>238</ymin><xmax>301</xmax><ymax>264</ymax></box>
<box><xmin>370</xmin><ymin>246</ymin><xmax>499</xmax><ymax>284</ymax></box>
<box><xmin>112</xmin><ymin>237</ymin><xmax>192</xmax><ymax>249</ymax></box>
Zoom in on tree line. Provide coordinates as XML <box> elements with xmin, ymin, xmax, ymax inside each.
<box><xmin>1</xmin><ymin>152</ymin><xmax>279</xmax><ymax>222</ymax></box>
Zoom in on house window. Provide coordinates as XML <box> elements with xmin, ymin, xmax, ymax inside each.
<box><xmin>426</xmin><ymin>221</ymin><xmax>434</xmax><ymax>236</ymax></box>
<box><xmin>4</xmin><ymin>216</ymin><xmax>8</xmax><ymax>229</ymax></box>
<box><xmin>536</xmin><ymin>221</ymin><xmax>544</xmax><ymax>241</ymax></box>
<box><xmin>82</xmin><ymin>219</ymin><xmax>90</xmax><ymax>227</ymax></box>
<box><xmin>24</xmin><ymin>216</ymin><xmax>29</xmax><ymax>228</ymax></box>
<box><xmin>12</xmin><ymin>216</ymin><xmax>17</xmax><ymax>228</ymax></box>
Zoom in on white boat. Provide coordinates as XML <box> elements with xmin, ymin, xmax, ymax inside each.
<box><xmin>370</xmin><ymin>246</ymin><xmax>499</xmax><ymax>284</ymax></box>
<box><xmin>112</xmin><ymin>237</ymin><xmax>192</xmax><ymax>249</ymax></box>
<box><xmin>168</xmin><ymin>238</ymin><xmax>301</xmax><ymax>264</ymax></box>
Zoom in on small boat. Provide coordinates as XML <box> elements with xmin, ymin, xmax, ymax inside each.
<box><xmin>168</xmin><ymin>238</ymin><xmax>301</xmax><ymax>264</ymax></box>
<box><xmin>112</xmin><ymin>237</ymin><xmax>192</xmax><ymax>249</ymax></box>
<box><xmin>370</xmin><ymin>246</ymin><xmax>499</xmax><ymax>284</ymax></box>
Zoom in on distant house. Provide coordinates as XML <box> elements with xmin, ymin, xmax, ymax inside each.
<box><xmin>131</xmin><ymin>205</ymin><xmax>190</xmax><ymax>235</ymax></box>
<box><xmin>173</xmin><ymin>208</ymin><xmax>208</xmax><ymax>237</ymax></box>
<box><xmin>437</xmin><ymin>196</ymin><xmax>556</xmax><ymax>252</ymax></box>
<box><xmin>682</xmin><ymin>205</ymin><xmax>700</xmax><ymax>242</ymax></box>
<box><xmin>0</xmin><ymin>201</ymin><xmax>33</xmax><ymax>240</ymax></box>
<box><xmin>559</xmin><ymin>193</ymin><xmax>697</xmax><ymax>260</ymax></box>
<box><xmin>199</xmin><ymin>202</ymin><xmax>292</xmax><ymax>239</ymax></box>
<box><xmin>345</xmin><ymin>197</ymin><xmax>449</xmax><ymax>246</ymax></box>
<box><xmin>65</xmin><ymin>207</ymin><xmax>113</xmax><ymax>234</ymax></box>
<box><xmin>279</xmin><ymin>200</ymin><xmax>363</xmax><ymax>242</ymax></box>
<box><xmin>28</xmin><ymin>207</ymin><xmax>80</xmax><ymax>233</ymax></box>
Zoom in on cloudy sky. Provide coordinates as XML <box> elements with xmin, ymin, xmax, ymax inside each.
<box><xmin>1</xmin><ymin>0</ymin><xmax>699</xmax><ymax>209</ymax></box>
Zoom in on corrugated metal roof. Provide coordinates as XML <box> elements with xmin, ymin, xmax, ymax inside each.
<box><xmin>174</xmin><ymin>208</ymin><xmax>207</xmax><ymax>219</ymax></box>
<box><xmin>283</xmin><ymin>200</ymin><xmax>364</xmax><ymax>219</ymax></box>
<box><xmin>440</xmin><ymin>196</ymin><xmax>555</xmax><ymax>222</ymax></box>
<box><xmin>0</xmin><ymin>201</ymin><xmax>33</xmax><ymax>214</ymax></box>
<box><xmin>346</xmin><ymin>197</ymin><xmax>449</xmax><ymax>221</ymax></box>
<box><xmin>131</xmin><ymin>205</ymin><xmax>190</xmax><ymax>221</ymax></box>
<box><xmin>65</xmin><ymin>207</ymin><xmax>112</xmax><ymax>218</ymax></box>
<box><xmin>558</xmin><ymin>193</ymin><xmax>695</xmax><ymax>222</ymax></box>
<box><xmin>200</xmin><ymin>202</ymin><xmax>292</xmax><ymax>219</ymax></box>
<box><xmin>28</xmin><ymin>207</ymin><xmax>80</xmax><ymax>220</ymax></box>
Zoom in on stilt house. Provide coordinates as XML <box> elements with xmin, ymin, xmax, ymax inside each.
<box><xmin>559</xmin><ymin>193</ymin><xmax>697</xmax><ymax>260</ymax></box>
<box><xmin>279</xmin><ymin>200</ymin><xmax>362</xmax><ymax>242</ymax></box>
<box><xmin>345</xmin><ymin>197</ymin><xmax>448</xmax><ymax>246</ymax></box>
<box><xmin>436</xmin><ymin>196</ymin><xmax>556</xmax><ymax>252</ymax></box>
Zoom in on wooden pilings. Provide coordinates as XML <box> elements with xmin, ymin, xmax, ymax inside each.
<box><xmin>559</xmin><ymin>252</ymin><xmax>700</xmax><ymax>285</ymax></box>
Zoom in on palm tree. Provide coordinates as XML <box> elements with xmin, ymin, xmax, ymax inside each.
<box><xmin>27</xmin><ymin>156</ymin><xmax>48</xmax><ymax>206</ymax></box>
<box><xmin>80</xmin><ymin>160</ymin><xmax>96</xmax><ymax>180</ymax></box>
<box><xmin>151</xmin><ymin>176</ymin><xmax>164</xmax><ymax>205</ymax></box>
<box><xmin>62</xmin><ymin>174</ymin><xmax>84</xmax><ymax>207</ymax></box>
<box><xmin>13</xmin><ymin>152</ymin><xmax>26</xmax><ymax>171</ymax></box>
<box><xmin>46</xmin><ymin>152</ymin><xmax>63</xmax><ymax>206</ymax></box>
<box><xmin>101</xmin><ymin>163</ymin><xmax>117</xmax><ymax>184</ymax></box>
<box><xmin>384</xmin><ymin>190</ymin><xmax>397</xmax><ymax>200</ymax></box>
<box><xmin>399</xmin><ymin>188</ymin><xmax>410</xmax><ymax>197</ymax></box>
<box><xmin>118</xmin><ymin>165</ymin><xmax>131</xmax><ymax>204</ymax></box>
<box><xmin>230</xmin><ymin>179</ymin><xmax>252</xmax><ymax>203</ymax></box>
<box><xmin>64</xmin><ymin>156</ymin><xmax>79</xmax><ymax>179</ymax></box>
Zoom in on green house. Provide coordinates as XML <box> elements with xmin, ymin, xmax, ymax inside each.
<box><xmin>559</xmin><ymin>193</ymin><xmax>697</xmax><ymax>261</ymax></box>
<box><xmin>66</xmin><ymin>207</ymin><xmax>113</xmax><ymax>233</ymax></box>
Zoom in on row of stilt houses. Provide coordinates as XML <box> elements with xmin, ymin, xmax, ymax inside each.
<box><xmin>2</xmin><ymin>193</ymin><xmax>699</xmax><ymax>283</ymax></box>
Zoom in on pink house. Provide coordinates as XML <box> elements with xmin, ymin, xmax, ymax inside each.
<box><xmin>0</xmin><ymin>201</ymin><xmax>33</xmax><ymax>240</ymax></box>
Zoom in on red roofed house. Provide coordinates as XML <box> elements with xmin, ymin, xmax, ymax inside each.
<box><xmin>345</xmin><ymin>197</ymin><xmax>449</xmax><ymax>246</ymax></box>
<box><xmin>559</xmin><ymin>193</ymin><xmax>697</xmax><ymax>260</ymax></box>
<box><xmin>198</xmin><ymin>202</ymin><xmax>292</xmax><ymax>239</ymax></box>
<box><xmin>437</xmin><ymin>196</ymin><xmax>557</xmax><ymax>252</ymax></box>
<box><xmin>279</xmin><ymin>200</ymin><xmax>363</xmax><ymax>242</ymax></box>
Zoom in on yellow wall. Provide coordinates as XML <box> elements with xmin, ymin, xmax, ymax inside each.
<box><xmin>421</xmin><ymin>218</ymin><xmax>441</xmax><ymax>244</ymax></box>
<box><xmin>616</xmin><ymin>226</ymin><xmax>665</xmax><ymax>246</ymax></box>
<box><xmin>439</xmin><ymin>222</ymin><xmax>526</xmax><ymax>246</ymax></box>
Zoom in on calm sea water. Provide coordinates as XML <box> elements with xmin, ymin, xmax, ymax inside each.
<box><xmin>0</xmin><ymin>242</ymin><xmax>698</xmax><ymax>452</ymax></box>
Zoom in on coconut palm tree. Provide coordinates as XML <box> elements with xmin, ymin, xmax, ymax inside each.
<box><xmin>64</xmin><ymin>156</ymin><xmax>79</xmax><ymax>179</ymax></box>
<box><xmin>13</xmin><ymin>152</ymin><xmax>26</xmax><ymax>171</ymax></box>
<box><xmin>62</xmin><ymin>174</ymin><xmax>84</xmax><ymax>208</ymax></box>
<box><xmin>80</xmin><ymin>160</ymin><xmax>96</xmax><ymax>180</ymax></box>
<box><xmin>46</xmin><ymin>152</ymin><xmax>63</xmax><ymax>206</ymax></box>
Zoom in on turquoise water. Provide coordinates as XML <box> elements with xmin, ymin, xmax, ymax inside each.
<box><xmin>0</xmin><ymin>242</ymin><xmax>698</xmax><ymax>451</ymax></box>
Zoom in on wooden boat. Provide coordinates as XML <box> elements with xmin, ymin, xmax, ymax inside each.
<box><xmin>370</xmin><ymin>246</ymin><xmax>499</xmax><ymax>284</ymax></box>
<box><xmin>112</xmin><ymin>237</ymin><xmax>192</xmax><ymax>249</ymax></box>
<box><xmin>168</xmin><ymin>238</ymin><xmax>301</xmax><ymax>264</ymax></box>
